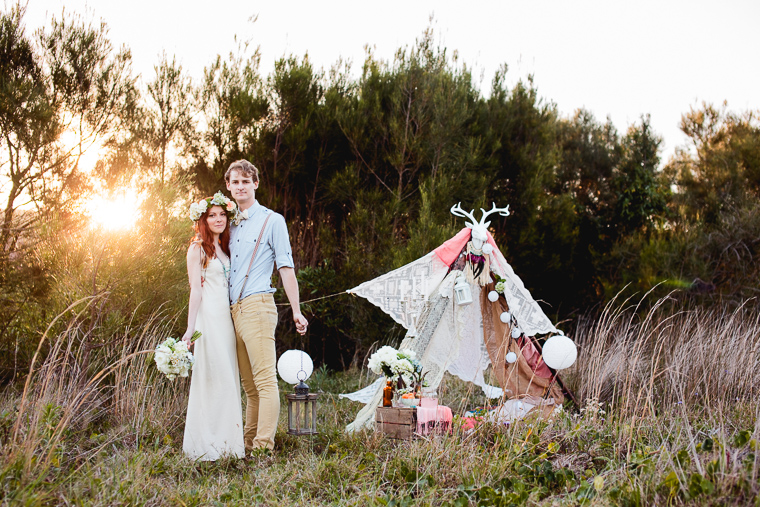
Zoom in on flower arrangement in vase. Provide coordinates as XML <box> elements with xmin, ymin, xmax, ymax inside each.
<box><xmin>368</xmin><ymin>346</ymin><xmax>428</xmax><ymax>406</ymax></box>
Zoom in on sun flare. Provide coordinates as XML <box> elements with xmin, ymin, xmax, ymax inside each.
<box><xmin>88</xmin><ymin>190</ymin><xmax>141</xmax><ymax>231</ymax></box>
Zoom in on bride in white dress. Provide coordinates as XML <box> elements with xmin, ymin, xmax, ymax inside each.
<box><xmin>181</xmin><ymin>196</ymin><xmax>244</xmax><ymax>460</ymax></box>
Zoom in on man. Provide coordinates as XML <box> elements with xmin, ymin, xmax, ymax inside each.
<box><xmin>226</xmin><ymin>159</ymin><xmax>308</xmax><ymax>452</ymax></box>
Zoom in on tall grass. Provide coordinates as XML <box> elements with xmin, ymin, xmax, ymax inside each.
<box><xmin>571</xmin><ymin>293</ymin><xmax>760</xmax><ymax>413</ymax></box>
<box><xmin>1</xmin><ymin>295</ymin><xmax>759</xmax><ymax>505</ymax></box>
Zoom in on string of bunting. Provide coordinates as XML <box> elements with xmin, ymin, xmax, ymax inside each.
<box><xmin>275</xmin><ymin>290</ymin><xmax>351</xmax><ymax>307</ymax></box>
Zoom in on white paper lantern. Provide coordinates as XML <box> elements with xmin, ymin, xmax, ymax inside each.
<box><xmin>511</xmin><ymin>327</ymin><xmax>521</xmax><ymax>338</ymax></box>
<box><xmin>541</xmin><ymin>335</ymin><xmax>578</xmax><ymax>370</ymax></box>
<box><xmin>488</xmin><ymin>291</ymin><xmax>499</xmax><ymax>302</ymax></box>
<box><xmin>277</xmin><ymin>350</ymin><xmax>314</xmax><ymax>385</ymax></box>
<box><xmin>506</xmin><ymin>351</ymin><xmax>517</xmax><ymax>363</ymax></box>
<box><xmin>499</xmin><ymin>311</ymin><xmax>511</xmax><ymax>323</ymax></box>
<box><xmin>482</xmin><ymin>243</ymin><xmax>494</xmax><ymax>255</ymax></box>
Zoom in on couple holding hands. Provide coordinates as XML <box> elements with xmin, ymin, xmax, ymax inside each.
<box><xmin>180</xmin><ymin>159</ymin><xmax>308</xmax><ymax>461</ymax></box>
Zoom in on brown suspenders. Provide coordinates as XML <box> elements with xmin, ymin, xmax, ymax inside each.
<box><xmin>235</xmin><ymin>213</ymin><xmax>272</xmax><ymax>306</ymax></box>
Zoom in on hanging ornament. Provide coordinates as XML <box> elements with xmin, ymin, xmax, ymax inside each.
<box><xmin>454</xmin><ymin>273</ymin><xmax>473</xmax><ymax>306</ymax></box>
<box><xmin>488</xmin><ymin>291</ymin><xmax>499</xmax><ymax>302</ymax></box>
<box><xmin>499</xmin><ymin>311</ymin><xmax>511</xmax><ymax>323</ymax></box>
<box><xmin>277</xmin><ymin>350</ymin><xmax>314</xmax><ymax>385</ymax></box>
<box><xmin>482</xmin><ymin>243</ymin><xmax>494</xmax><ymax>255</ymax></box>
<box><xmin>511</xmin><ymin>327</ymin><xmax>521</xmax><ymax>338</ymax></box>
<box><xmin>541</xmin><ymin>335</ymin><xmax>578</xmax><ymax>370</ymax></box>
<box><xmin>506</xmin><ymin>351</ymin><xmax>517</xmax><ymax>364</ymax></box>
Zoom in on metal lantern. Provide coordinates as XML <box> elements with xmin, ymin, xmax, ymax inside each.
<box><xmin>278</xmin><ymin>350</ymin><xmax>319</xmax><ymax>436</ymax></box>
<box><xmin>454</xmin><ymin>273</ymin><xmax>473</xmax><ymax>306</ymax></box>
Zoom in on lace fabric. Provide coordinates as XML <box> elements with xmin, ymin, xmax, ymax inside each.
<box><xmin>488</xmin><ymin>241</ymin><xmax>558</xmax><ymax>336</ymax></box>
<box><xmin>345</xmin><ymin>272</ymin><xmax>503</xmax><ymax>432</ymax></box>
<box><xmin>347</xmin><ymin>252</ymin><xmax>450</xmax><ymax>336</ymax></box>
<box><xmin>343</xmin><ymin>238</ymin><xmax>560</xmax><ymax>432</ymax></box>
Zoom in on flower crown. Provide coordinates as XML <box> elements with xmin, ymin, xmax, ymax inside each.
<box><xmin>188</xmin><ymin>192</ymin><xmax>238</xmax><ymax>222</ymax></box>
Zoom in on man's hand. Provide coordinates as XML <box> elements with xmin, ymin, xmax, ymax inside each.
<box><xmin>280</xmin><ymin>266</ymin><xmax>308</xmax><ymax>335</ymax></box>
<box><xmin>293</xmin><ymin>312</ymin><xmax>308</xmax><ymax>335</ymax></box>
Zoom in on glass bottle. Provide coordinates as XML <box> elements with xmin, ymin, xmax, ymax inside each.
<box><xmin>382</xmin><ymin>379</ymin><xmax>393</xmax><ymax>407</ymax></box>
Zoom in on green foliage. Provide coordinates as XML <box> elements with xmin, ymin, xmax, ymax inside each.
<box><xmin>667</xmin><ymin>103</ymin><xmax>760</xmax><ymax>225</ymax></box>
<box><xmin>612</xmin><ymin>116</ymin><xmax>670</xmax><ymax>237</ymax></box>
<box><xmin>3</xmin><ymin>5</ymin><xmax>760</xmax><ymax>373</ymax></box>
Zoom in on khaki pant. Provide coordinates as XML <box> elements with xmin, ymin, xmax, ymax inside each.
<box><xmin>231</xmin><ymin>294</ymin><xmax>279</xmax><ymax>451</ymax></box>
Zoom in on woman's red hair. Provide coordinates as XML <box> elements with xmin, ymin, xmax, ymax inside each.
<box><xmin>192</xmin><ymin>203</ymin><xmax>231</xmax><ymax>267</ymax></box>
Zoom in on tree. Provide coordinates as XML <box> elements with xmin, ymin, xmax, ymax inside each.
<box><xmin>194</xmin><ymin>46</ymin><xmax>267</xmax><ymax>192</ymax></box>
<box><xmin>666</xmin><ymin>102</ymin><xmax>760</xmax><ymax>225</ymax></box>
<box><xmin>0</xmin><ymin>5</ymin><xmax>135</xmax><ymax>257</ymax></box>
<box><xmin>144</xmin><ymin>53</ymin><xmax>195</xmax><ymax>184</ymax></box>
<box><xmin>611</xmin><ymin>115</ymin><xmax>669</xmax><ymax>237</ymax></box>
<box><xmin>556</xmin><ymin>109</ymin><xmax>620</xmax><ymax>234</ymax></box>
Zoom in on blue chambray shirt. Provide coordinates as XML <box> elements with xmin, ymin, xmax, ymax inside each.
<box><xmin>228</xmin><ymin>200</ymin><xmax>294</xmax><ymax>304</ymax></box>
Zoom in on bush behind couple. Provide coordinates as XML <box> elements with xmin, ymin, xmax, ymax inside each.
<box><xmin>181</xmin><ymin>159</ymin><xmax>308</xmax><ymax>461</ymax></box>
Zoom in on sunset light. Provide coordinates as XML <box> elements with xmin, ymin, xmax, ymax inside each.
<box><xmin>88</xmin><ymin>189</ymin><xmax>141</xmax><ymax>231</ymax></box>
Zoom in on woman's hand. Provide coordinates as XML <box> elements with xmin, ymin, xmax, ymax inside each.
<box><xmin>181</xmin><ymin>329</ymin><xmax>195</xmax><ymax>348</ymax></box>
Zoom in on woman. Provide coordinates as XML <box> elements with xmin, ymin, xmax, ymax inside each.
<box><xmin>181</xmin><ymin>192</ymin><xmax>244</xmax><ymax>461</ymax></box>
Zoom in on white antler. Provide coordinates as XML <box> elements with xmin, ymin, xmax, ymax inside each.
<box><xmin>479</xmin><ymin>202</ymin><xmax>510</xmax><ymax>227</ymax></box>
<box><xmin>450</xmin><ymin>202</ymin><xmax>478</xmax><ymax>228</ymax></box>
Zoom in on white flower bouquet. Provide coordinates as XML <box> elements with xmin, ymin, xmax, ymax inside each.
<box><xmin>154</xmin><ymin>331</ymin><xmax>201</xmax><ymax>379</ymax></box>
<box><xmin>367</xmin><ymin>345</ymin><xmax>426</xmax><ymax>389</ymax></box>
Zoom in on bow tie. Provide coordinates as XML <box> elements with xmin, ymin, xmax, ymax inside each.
<box><xmin>234</xmin><ymin>209</ymin><xmax>249</xmax><ymax>225</ymax></box>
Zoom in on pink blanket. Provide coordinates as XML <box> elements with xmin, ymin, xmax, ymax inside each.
<box><xmin>416</xmin><ymin>405</ymin><xmax>453</xmax><ymax>435</ymax></box>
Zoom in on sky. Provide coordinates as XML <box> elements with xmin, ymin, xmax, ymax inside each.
<box><xmin>25</xmin><ymin>0</ymin><xmax>760</xmax><ymax>163</ymax></box>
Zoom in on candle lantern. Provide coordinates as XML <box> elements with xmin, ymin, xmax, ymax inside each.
<box><xmin>454</xmin><ymin>273</ymin><xmax>473</xmax><ymax>306</ymax></box>
<box><xmin>277</xmin><ymin>350</ymin><xmax>319</xmax><ymax>436</ymax></box>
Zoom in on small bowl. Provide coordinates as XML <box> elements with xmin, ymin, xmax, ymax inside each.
<box><xmin>399</xmin><ymin>396</ymin><xmax>420</xmax><ymax>407</ymax></box>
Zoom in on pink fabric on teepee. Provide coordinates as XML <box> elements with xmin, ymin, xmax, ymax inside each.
<box><xmin>433</xmin><ymin>228</ymin><xmax>507</xmax><ymax>276</ymax></box>
<box><xmin>433</xmin><ymin>228</ymin><xmax>471</xmax><ymax>265</ymax></box>
<box><xmin>518</xmin><ymin>336</ymin><xmax>554</xmax><ymax>379</ymax></box>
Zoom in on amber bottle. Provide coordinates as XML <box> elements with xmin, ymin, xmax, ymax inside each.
<box><xmin>382</xmin><ymin>380</ymin><xmax>393</xmax><ymax>407</ymax></box>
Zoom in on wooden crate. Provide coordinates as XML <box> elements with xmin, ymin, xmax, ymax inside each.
<box><xmin>376</xmin><ymin>407</ymin><xmax>417</xmax><ymax>439</ymax></box>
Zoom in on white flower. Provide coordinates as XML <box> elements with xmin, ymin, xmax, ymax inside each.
<box><xmin>368</xmin><ymin>345</ymin><xmax>398</xmax><ymax>375</ymax></box>
<box><xmin>189</xmin><ymin>200</ymin><xmax>208</xmax><ymax>221</ymax></box>
<box><xmin>482</xmin><ymin>243</ymin><xmax>494</xmax><ymax>255</ymax></box>
<box><xmin>210</xmin><ymin>192</ymin><xmax>229</xmax><ymax>206</ymax></box>
<box><xmin>154</xmin><ymin>337</ymin><xmax>195</xmax><ymax>380</ymax></box>
<box><xmin>399</xmin><ymin>349</ymin><xmax>416</xmax><ymax>360</ymax></box>
<box><xmin>495</xmin><ymin>281</ymin><xmax>506</xmax><ymax>294</ymax></box>
<box><xmin>393</xmin><ymin>359</ymin><xmax>414</xmax><ymax>376</ymax></box>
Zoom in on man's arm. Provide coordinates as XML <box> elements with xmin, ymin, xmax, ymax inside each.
<box><xmin>279</xmin><ymin>266</ymin><xmax>308</xmax><ymax>335</ymax></box>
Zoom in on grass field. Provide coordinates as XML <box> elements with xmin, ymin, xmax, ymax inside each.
<box><xmin>1</xmin><ymin>296</ymin><xmax>759</xmax><ymax>506</ymax></box>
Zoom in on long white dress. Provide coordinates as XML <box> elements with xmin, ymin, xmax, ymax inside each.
<box><xmin>183</xmin><ymin>256</ymin><xmax>245</xmax><ymax>461</ymax></box>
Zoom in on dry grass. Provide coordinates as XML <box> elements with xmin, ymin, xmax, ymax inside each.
<box><xmin>1</xmin><ymin>295</ymin><xmax>759</xmax><ymax>506</ymax></box>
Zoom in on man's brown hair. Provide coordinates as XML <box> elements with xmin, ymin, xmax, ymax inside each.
<box><xmin>225</xmin><ymin>159</ymin><xmax>259</xmax><ymax>183</ymax></box>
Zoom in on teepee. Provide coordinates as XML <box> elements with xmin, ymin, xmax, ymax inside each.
<box><xmin>342</xmin><ymin>203</ymin><xmax>576</xmax><ymax>432</ymax></box>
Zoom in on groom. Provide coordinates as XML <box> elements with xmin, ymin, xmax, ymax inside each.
<box><xmin>226</xmin><ymin>159</ymin><xmax>308</xmax><ymax>452</ymax></box>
